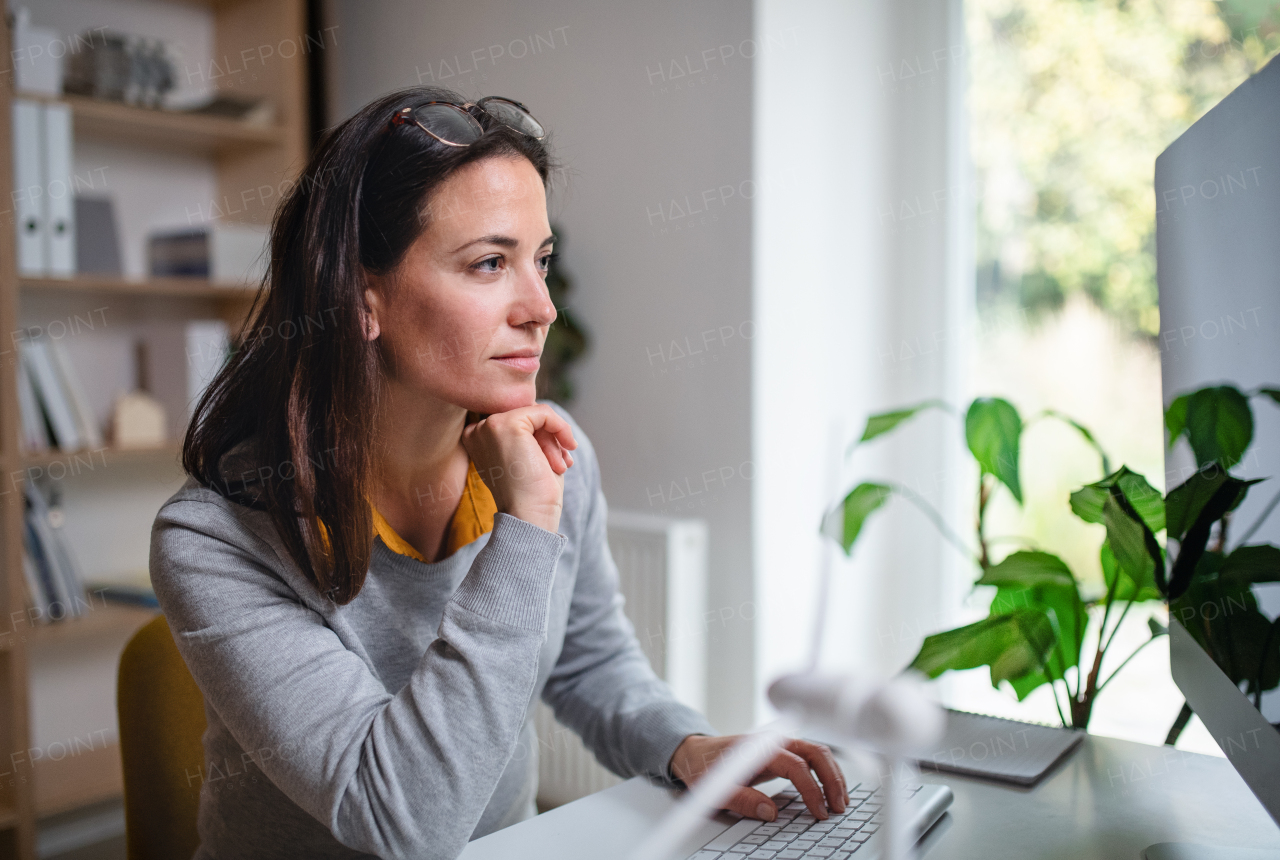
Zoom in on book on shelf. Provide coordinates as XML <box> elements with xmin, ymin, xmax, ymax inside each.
<box><xmin>48</xmin><ymin>337</ymin><xmax>104</xmax><ymax>448</ymax></box>
<box><xmin>22</xmin><ymin>483</ymin><xmax>87</xmax><ymax>621</ymax></box>
<box><xmin>18</xmin><ymin>337</ymin><xmax>104</xmax><ymax>453</ymax></box>
<box><xmin>87</xmin><ymin>582</ymin><xmax>159</xmax><ymax>610</ymax></box>
<box><xmin>21</xmin><ymin>550</ymin><xmax>50</xmax><ymax>620</ymax></box>
<box><xmin>16</xmin><ymin>346</ymin><xmax>51</xmax><ymax>453</ymax></box>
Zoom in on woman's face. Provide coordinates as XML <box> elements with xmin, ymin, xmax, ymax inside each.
<box><xmin>366</xmin><ymin>155</ymin><xmax>556</xmax><ymax>416</ymax></box>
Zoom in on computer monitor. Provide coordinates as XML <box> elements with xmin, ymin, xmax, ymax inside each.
<box><xmin>1153</xmin><ymin>52</ymin><xmax>1280</xmax><ymax>859</ymax></box>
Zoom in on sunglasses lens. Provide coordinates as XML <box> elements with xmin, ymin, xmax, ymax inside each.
<box><xmin>479</xmin><ymin>98</ymin><xmax>545</xmax><ymax>139</ymax></box>
<box><xmin>413</xmin><ymin>104</ymin><xmax>483</xmax><ymax>145</ymax></box>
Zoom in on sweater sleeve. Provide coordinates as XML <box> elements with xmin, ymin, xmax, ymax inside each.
<box><xmin>150</xmin><ymin>498</ymin><xmax>565</xmax><ymax>859</ymax></box>
<box><xmin>538</xmin><ymin>420</ymin><xmax>717</xmax><ymax>782</ymax></box>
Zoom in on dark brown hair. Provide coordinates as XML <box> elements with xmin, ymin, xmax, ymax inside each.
<box><xmin>183</xmin><ymin>87</ymin><xmax>552</xmax><ymax>604</ymax></box>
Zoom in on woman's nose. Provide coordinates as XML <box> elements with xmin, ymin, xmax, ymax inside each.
<box><xmin>512</xmin><ymin>266</ymin><xmax>557</xmax><ymax>328</ymax></box>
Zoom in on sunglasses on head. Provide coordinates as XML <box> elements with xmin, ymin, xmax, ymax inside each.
<box><xmin>390</xmin><ymin>97</ymin><xmax>545</xmax><ymax>147</ymax></box>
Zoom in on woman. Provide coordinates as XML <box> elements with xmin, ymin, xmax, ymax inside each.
<box><xmin>152</xmin><ymin>86</ymin><xmax>846</xmax><ymax>859</ymax></box>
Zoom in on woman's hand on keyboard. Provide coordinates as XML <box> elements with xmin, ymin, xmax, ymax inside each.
<box><xmin>668</xmin><ymin>735</ymin><xmax>848</xmax><ymax>822</ymax></box>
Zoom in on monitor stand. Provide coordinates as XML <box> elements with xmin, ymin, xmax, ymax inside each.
<box><xmin>1145</xmin><ymin>845</ymin><xmax>1280</xmax><ymax>859</ymax></box>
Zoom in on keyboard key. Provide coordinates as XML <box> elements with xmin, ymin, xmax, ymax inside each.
<box><xmin>861</xmin><ymin>826</ymin><xmax>878</xmax><ymax>835</ymax></box>
<box><xmin>803</xmin><ymin>849</ymin><xmax>834</xmax><ymax>858</ymax></box>
<box><xmin>747</xmin><ymin>851</ymin><xmax>777</xmax><ymax>859</ymax></box>
<box><xmin>764</xmin><ymin>841</ymin><xmax>790</xmax><ymax>850</ymax></box>
<box><xmin>777</xmin><ymin>852</ymin><xmax>805</xmax><ymax>860</ymax></box>
<box><xmin>847</xmin><ymin>833</ymin><xmax>871</xmax><ymax>843</ymax></box>
<box><xmin>742</xmin><ymin>835</ymin><xmax>769</xmax><ymax>845</ymax></box>
<box><xmin>691</xmin><ymin>853</ymin><xmax>723</xmax><ymax>860</ymax></box>
<box><xmin>782</xmin><ymin>824</ymin><xmax>808</xmax><ymax>834</ymax></box>
<box><xmin>726</xmin><ymin>846</ymin><xmax>751</xmax><ymax>854</ymax></box>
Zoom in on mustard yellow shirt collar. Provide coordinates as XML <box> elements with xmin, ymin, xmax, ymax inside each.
<box><xmin>370</xmin><ymin>460</ymin><xmax>497</xmax><ymax>562</ymax></box>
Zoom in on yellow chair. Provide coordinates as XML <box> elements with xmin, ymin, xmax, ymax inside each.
<box><xmin>117</xmin><ymin>615</ymin><xmax>206</xmax><ymax>860</ymax></box>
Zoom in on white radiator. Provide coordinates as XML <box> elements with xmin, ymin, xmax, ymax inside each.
<box><xmin>535</xmin><ymin>511</ymin><xmax>708</xmax><ymax>809</ymax></box>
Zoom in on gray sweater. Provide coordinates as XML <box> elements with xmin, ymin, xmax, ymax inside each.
<box><xmin>149</xmin><ymin>407</ymin><xmax>714</xmax><ymax>859</ymax></box>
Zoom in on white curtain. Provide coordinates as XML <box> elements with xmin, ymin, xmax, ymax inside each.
<box><xmin>753</xmin><ymin>0</ymin><xmax>974</xmax><ymax>712</ymax></box>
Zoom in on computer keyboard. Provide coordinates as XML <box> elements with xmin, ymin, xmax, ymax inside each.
<box><xmin>685</xmin><ymin>782</ymin><xmax>923</xmax><ymax>859</ymax></box>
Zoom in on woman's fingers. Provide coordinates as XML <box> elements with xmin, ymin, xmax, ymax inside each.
<box><xmin>532</xmin><ymin>428</ymin><xmax>569</xmax><ymax>474</ymax></box>
<box><xmin>724</xmin><ymin>785</ymin><xmax>780</xmax><ymax>823</ymax></box>
<box><xmin>787</xmin><ymin>740</ymin><xmax>847</xmax><ymax>813</ymax></box>
<box><xmin>765</xmin><ymin>748</ymin><xmax>832</xmax><ymax>820</ymax></box>
<box><xmin>521</xmin><ymin>404</ymin><xmax>577</xmax><ymax>453</ymax></box>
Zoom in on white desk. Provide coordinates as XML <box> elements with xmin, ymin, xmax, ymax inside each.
<box><xmin>460</xmin><ymin>735</ymin><xmax>1280</xmax><ymax>859</ymax></box>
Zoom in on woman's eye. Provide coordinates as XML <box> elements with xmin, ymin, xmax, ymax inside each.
<box><xmin>473</xmin><ymin>257</ymin><xmax>502</xmax><ymax>273</ymax></box>
<box><xmin>538</xmin><ymin>252</ymin><xmax>558</xmax><ymax>274</ymax></box>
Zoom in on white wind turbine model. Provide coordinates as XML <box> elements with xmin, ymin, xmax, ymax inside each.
<box><xmin>629</xmin><ymin>434</ymin><xmax>947</xmax><ymax>860</ymax></box>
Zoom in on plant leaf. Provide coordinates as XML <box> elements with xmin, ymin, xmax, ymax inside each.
<box><xmin>1256</xmin><ymin>389</ymin><xmax>1280</xmax><ymax>408</ymax></box>
<box><xmin>1165</xmin><ymin>470</ymin><xmax>1253</xmax><ymax>543</ymax></box>
<box><xmin>1069</xmin><ymin>485</ymin><xmax>1107</xmax><ymax>525</ymax></box>
<box><xmin>989</xmin><ymin>579</ymin><xmax>1085</xmax><ymax>686</ymax></box>
<box><xmin>1148</xmin><ymin>616</ymin><xmax>1168</xmax><ymax>637</ymax></box>
<box><xmin>978</xmin><ymin>550</ymin><xmax>1075</xmax><ymax>589</ymax></box>
<box><xmin>1184</xmin><ymin>386</ymin><xmax>1254</xmax><ymax>469</ymax></box>
<box><xmin>1070</xmin><ymin>467</ymin><xmax>1164</xmax><ymax>533</ymax></box>
<box><xmin>822</xmin><ymin>483</ymin><xmax>892</xmax><ymax>556</ymax></box>
<box><xmin>1101</xmin><ymin>540</ymin><xmax>1162</xmax><ymax>602</ymax></box>
<box><xmin>1007</xmin><ymin>668</ymin><xmax>1052</xmax><ymax>702</ymax></box>
<box><xmin>908</xmin><ymin>610</ymin><xmax>1055</xmax><ymax>686</ymax></box>
<box><xmin>1221</xmin><ymin>545</ymin><xmax>1280</xmax><ymax>586</ymax></box>
<box><xmin>966</xmin><ymin>398</ymin><xmax>1023</xmax><ymax>504</ymax></box>
<box><xmin>1103</xmin><ymin>492</ymin><xmax>1161</xmax><ymax>593</ymax></box>
<box><xmin>1165</xmin><ymin>394</ymin><xmax>1189</xmax><ymax>450</ymax></box>
<box><xmin>1167</xmin><ymin>476</ymin><xmax>1258</xmax><ymax>600</ymax></box>
<box><xmin>858</xmin><ymin>400</ymin><xmax>948</xmax><ymax>445</ymax></box>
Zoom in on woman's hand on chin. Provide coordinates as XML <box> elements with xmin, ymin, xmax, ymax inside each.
<box><xmin>462</xmin><ymin>404</ymin><xmax>578</xmax><ymax>534</ymax></box>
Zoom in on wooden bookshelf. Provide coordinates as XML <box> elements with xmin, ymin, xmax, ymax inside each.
<box><xmin>28</xmin><ymin>605</ymin><xmax>158</xmax><ymax>649</ymax></box>
<box><xmin>0</xmin><ymin>2</ymin><xmax>309</xmax><ymax>855</ymax></box>
<box><xmin>16</xmin><ymin>92</ymin><xmax>285</xmax><ymax>155</ymax></box>
<box><xmin>20</xmin><ymin>275</ymin><xmax>258</xmax><ymax>301</ymax></box>
<box><xmin>33</xmin><ymin>741</ymin><xmax>123</xmax><ymax>817</ymax></box>
<box><xmin>63</xmin><ymin>94</ymin><xmax>284</xmax><ymax>155</ymax></box>
<box><xmin>17</xmin><ymin>441</ymin><xmax>184</xmax><ymax>471</ymax></box>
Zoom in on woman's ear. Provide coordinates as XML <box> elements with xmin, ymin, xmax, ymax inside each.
<box><xmin>361</xmin><ymin>282</ymin><xmax>382</xmax><ymax>341</ymax></box>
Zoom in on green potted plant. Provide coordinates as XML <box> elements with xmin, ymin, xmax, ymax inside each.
<box><xmin>826</xmin><ymin>386</ymin><xmax>1279</xmax><ymax>735</ymax></box>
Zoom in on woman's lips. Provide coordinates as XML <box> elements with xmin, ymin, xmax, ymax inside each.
<box><xmin>491</xmin><ymin>354</ymin><xmax>540</xmax><ymax>373</ymax></box>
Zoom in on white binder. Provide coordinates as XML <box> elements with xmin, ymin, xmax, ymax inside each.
<box><xmin>22</xmin><ymin>339</ymin><xmax>82</xmax><ymax>450</ymax></box>
<box><xmin>11</xmin><ymin>99</ymin><xmax>46</xmax><ymax>275</ymax></box>
<box><xmin>43</xmin><ymin>102</ymin><xmax>75</xmax><ymax>277</ymax></box>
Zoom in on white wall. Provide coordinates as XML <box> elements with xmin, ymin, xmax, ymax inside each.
<box><xmin>330</xmin><ymin>0</ymin><xmax>759</xmax><ymax>730</ymax></box>
<box><xmin>753</xmin><ymin>0</ymin><xmax>972</xmax><ymax>708</ymax></box>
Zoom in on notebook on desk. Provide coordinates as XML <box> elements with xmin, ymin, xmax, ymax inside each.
<box><xmin>914</xmin><ymin>709</ymin><xmax>1084</xmax><ymax>786</ymax></box>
